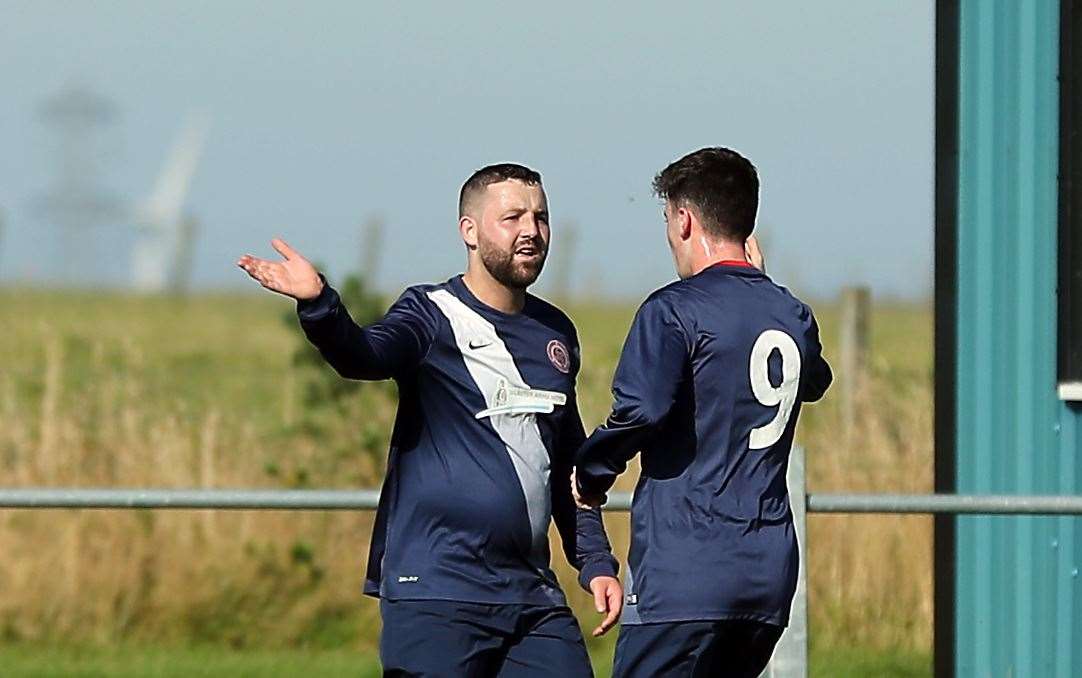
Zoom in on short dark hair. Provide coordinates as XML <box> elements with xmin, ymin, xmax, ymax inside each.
<box><xmin>459</xmin><ymin>163</ymin><xmax>543</xmax><ymax>217</ymax></box>
<box><xmin>652</xmin><ymin>147</ymin><xmax>759</xmax><ymax>241</ymax></box>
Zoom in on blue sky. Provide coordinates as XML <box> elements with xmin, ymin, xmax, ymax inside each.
<box><xmin>1</xmin><ymin>1</ymin><xmax>934</xmax><ymax>300</ymax></box>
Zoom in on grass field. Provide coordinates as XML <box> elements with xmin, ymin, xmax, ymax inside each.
<box><xmin>0</xmin><ymin>645</ymin><xmax>380</xmax><ymax>678</ymax></box>
<box><xmin>0</xmin><ymin>286</ymin><xmax>933</xmax><ymax>675</ymax></box>
<box><xmin>0</xmin><ymin>643</ymin><xmax>929</xmax><ymax>677</ymax></box>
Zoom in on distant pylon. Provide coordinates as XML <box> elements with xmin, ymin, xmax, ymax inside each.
<box><xmin>34</xmin><ymin>83</ymin><xmax>123</xmax><ymax>284</ymax></box>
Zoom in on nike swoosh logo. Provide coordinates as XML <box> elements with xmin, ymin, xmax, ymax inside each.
<box><xmin>468</xmin><ymin>340</ymin><xmax>492</xmax><ymax>350</ymax></box>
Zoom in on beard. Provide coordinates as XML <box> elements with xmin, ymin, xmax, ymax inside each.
<box><xmin>477</xmin><ymin>235</ymin><xmax>548</xmax><ymax>290</ymax></box>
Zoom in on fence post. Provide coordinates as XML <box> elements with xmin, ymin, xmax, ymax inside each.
<box><xmin>839</xmin><ymin>286</ymin><xmax>871</xmax><ymax>436</ymax></box>
<box><xmin>360</xmin><ymin>215</ymin><xmax>385</xmax><ymax>285</ymax></box>
<box><xmin>765</xmin><ymin>444</ymin><xmax>809</xmax><ymax>677</ymax></box>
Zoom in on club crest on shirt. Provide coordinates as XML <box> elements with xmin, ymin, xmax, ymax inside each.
<box><xmin>547</xmin><ymin>339</ymin><xmax>571</xmax><ymax>374</ymax></box>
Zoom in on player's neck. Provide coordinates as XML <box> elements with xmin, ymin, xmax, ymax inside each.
<box><xmin>462</xmin><ymin>267</ymin><xmax>526</xmax><ymax>314</ymax></box>
<box><xmin>688</xmin><ymin>238</ymin><xmax>747</xmax><ymax>276</ymax></box>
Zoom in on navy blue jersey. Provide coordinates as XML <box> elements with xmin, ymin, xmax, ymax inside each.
<box><xmin>297</xmin><ymin>274</ymin><xmax>618</xmax><ymax>607</ymax></box>
<box><xmin>575</xmin><ymin>262</ymin><xmax>831</xmax><ymax>626</ymax></box>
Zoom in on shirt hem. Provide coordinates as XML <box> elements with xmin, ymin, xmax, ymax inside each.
<box><xmin>368</xmin><ymin>589</ymin><xmax>571</xmax><ymax>609</ymax></box>
<box><xmin>365</xmin><ymin>578</ymin><xmax>569</xmax><ymax>607</ymax></box>
<box><xmin>622</xmin><ymin>609</ymin><xmax>788</xmax><ymax>627</ymax></box>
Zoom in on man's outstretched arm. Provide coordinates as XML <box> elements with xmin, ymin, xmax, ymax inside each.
<box><xmin>238</xmin><ymin>238</ymin><xmax>435</xmax><ymax>380</ymax></box>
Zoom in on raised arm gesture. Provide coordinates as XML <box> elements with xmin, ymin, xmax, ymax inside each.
<box><xmin>237</xmin><ymin>238</ymin><xmax>324</xmax><ymax>301</ymax></box>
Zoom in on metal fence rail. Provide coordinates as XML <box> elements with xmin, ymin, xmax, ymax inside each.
<box><xmin>806</xmin><ymin>493</ymin><xmax>1082</xmax><ymax>515</ymax></box>
<box><xmin>0</xmin><ymin>488</ymin><xmax>382</xmax><ymax>510</ymax></box>
<box><xmin>1</xmin><ymin>488</ymin><xmax>1081</xmax><ymax>514</ymax></box>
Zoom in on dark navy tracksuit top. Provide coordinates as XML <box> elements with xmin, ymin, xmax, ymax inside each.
<box><xmin>297</xmin><ymin>274</ymin><xmax>618</xmax><ymax>607</ymax></box>
<box><xmin>575</xmin><ymin>262</ymin><xmax>832</xmax><ymax>627</ymax></box>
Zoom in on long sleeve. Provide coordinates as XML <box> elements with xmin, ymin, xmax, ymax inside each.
<box><xmin>800</xmin><ymin>311</ymin><xmax>833</xmax><ymax>403</ymax></box>
<box><xmin>297</xmin><ymin>281</ymin><xmax>437</xmax><ymax>381</ymax></box>
<box><xmin>550</xmin><ymin>391</ymin><xmax>619</xmax><ymax>591</ymax></box>
<box><xmin>575</xmin><ymin>294</ymin><xmax>690</xmax><ymax>497</ymax></box>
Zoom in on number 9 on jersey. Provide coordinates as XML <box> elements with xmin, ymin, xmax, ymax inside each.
<box><xmin>748</xmin><ymin>330</ymin><xmax>801</xmax><ymax>449</ymax></box>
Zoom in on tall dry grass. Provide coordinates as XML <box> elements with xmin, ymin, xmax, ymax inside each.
<box><xmin>799</xmin><ymin>304</ymin><xmax>934</xmax><ymax>650</ymax></box>
<box><xmin>0</xmin><ymin>289</ymin><xmax>933</xmax><ymax>654</ymax></box>
<box><xmin>0</xmin><ymin>291</ymin><xmax>392</xmax><ymax>648</ymax></box>
<box><xmin>799</xmin><ymin>368</ymin><xmax>933</xmax><ymax>649</ymax></box>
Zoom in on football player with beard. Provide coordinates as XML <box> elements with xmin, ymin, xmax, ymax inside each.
<box><xmin>239</xmin><ymin>164</ymin><xmax>621</xmax><ymax>677</ymax></box>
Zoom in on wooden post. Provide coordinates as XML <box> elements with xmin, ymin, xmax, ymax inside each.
<box><xmin>168</xmin><ymin>214</ymin><xmax>199</xmax><ymax>295</ymax></box>
<box><xmin>766</xmin><ymin>445</ymin><xmax>808</xmax><ymax>677</ymax></box>
<box><xmin>839</xmin><ymin>286</ymin><xmax>871</xmax><ymax>436</ymax></box>
<box><xmin>360</xmin><ymin>216</ymin><xmax>385</xmax><ymax>286</ymax></box>
<box><xmin>550</xmin><ymin>221</ymin><xmax>579</xmax><ymax>302</ymax></box>
<box><xmin>199</xmin><ymin>410</ymin><xmax>220</xmax><ymax>540</ymax></box>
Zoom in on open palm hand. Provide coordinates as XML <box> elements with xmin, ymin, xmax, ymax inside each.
<box><xmin>237</xmin><ymin>238</ymin><xmax>323</xmax><ymax>301</ymax></box>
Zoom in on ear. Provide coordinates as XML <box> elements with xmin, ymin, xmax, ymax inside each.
<box><xmin>677</xmin><ymin>207</ymin><xmax>694</xmax><ymax>241</ymax></box>
<box><xmin>459</xmin><ymin>215</ymin><xmax>479</xmax><ymax>249</ymax></box>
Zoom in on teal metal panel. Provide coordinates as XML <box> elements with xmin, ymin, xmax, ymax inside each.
<box><xmin>955</xmin><ymin>0</ymin><xmax>1082</xmax><ymax>675</ymax></box>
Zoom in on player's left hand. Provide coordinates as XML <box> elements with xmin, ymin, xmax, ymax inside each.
<box><xmin>745</xmin><ymin>234</ymin><xmax>766</xmax><ymax>273</ymax></box>
<box><xmin>570</xmin><ymin>469</ymin><xmax>605</xmax><ymax>510</ymax></box>
<box><xmin>588</xmin><ymin>575</ymin><xmax>623</xmax><ymax>637</ymax></box>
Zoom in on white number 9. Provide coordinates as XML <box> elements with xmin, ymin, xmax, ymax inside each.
<box><xmin>749</xmin><ymin>329</ymin><xmax>801</xmax><ymax>450</ymax></box>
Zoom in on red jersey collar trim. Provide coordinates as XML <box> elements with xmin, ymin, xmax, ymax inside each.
<box><xmin>710</xmin><ymin>259</ymin><xmax>755</xmax><ymax>269</ymax></box>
